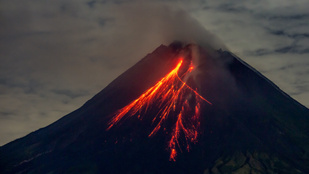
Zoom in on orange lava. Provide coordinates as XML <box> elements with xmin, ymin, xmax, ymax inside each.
<box><xmin>107</xmin><ymin>58</ymin><xmax>211</xmax><ymax>161</ymax></box>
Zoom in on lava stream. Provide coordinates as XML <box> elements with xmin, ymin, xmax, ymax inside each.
<box><xmin>107</xmin><ymin>58</ymin><xmax>211</xmax><ymax>161</ymax></box>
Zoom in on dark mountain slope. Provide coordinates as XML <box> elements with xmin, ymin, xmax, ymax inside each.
<box><xmin>0</xmin><ymin>43</ymin><xmax>308</xmax><ymax>174</ymax></box>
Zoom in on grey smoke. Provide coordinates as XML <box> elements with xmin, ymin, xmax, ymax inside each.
<box><xmin>112</xmin><ymin>2</ymin><xmax>228</xmax><ymax>52</ymax></box>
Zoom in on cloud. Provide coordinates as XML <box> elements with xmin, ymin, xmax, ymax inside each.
<box><xmin>190</xmin><ymin>0</ymin><xmax>309</xmax><ymax>107</ymax></box>
<box><xmin>51</xmin><ymin>89</ymin><xmax>89</xmax><ymax>99</ymax></box>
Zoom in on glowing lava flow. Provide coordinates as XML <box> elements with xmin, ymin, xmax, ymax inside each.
<box><xmin>107</xmin><ymin>58</ymin><xmax>211</xmax><ymax>161</ymax></box>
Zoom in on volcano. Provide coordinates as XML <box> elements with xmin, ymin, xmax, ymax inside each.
<box><xmin>1</xmin><ymin>42</ymin><xmax>309</xmax><ymax>174</ymax></box>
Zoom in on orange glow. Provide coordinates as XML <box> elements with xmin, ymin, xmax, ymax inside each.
<box><xmin>107</xmin><ymin>58</ymin><xmax>212</xmax><ymax>161</ymax></box>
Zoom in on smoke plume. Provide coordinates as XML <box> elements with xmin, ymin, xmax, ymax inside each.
<box><xmin>107</xmin><ymin>2</ymin><xmax>228</xmax><ymax>59</ymax></box>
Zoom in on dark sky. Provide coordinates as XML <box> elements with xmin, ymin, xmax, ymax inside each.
<box><xmin>0</xmin><ymin>0</ymin><xmax>308</xmax><ymax>145</ymax></box>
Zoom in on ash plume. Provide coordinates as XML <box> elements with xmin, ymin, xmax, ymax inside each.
<box><xmin>109</xmin><ymin>2</ymin><xmax>228</xmax><ymax>62</ymax></box>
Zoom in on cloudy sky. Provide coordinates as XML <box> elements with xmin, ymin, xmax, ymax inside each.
<box><xmin>0</xmin><ymin>0</ymin><xmax>308</xmax><ymax>146</ymax></box>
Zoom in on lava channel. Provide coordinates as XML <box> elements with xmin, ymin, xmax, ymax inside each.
<box><xmin>107</xmin><ymin>58</ymin><xmax>212</xmax><ymax>161</ymax></box>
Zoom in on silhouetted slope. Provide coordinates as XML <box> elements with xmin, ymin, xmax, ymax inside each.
<box><xmin>0</xmin><ymin>43</ymin><xmax>308</xmax><ymax>174</ymax></box>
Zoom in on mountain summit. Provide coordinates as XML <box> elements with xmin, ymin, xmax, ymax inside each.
<box><xmin>1</xmin><ymin>42</ymin><xmax>309</xmax><ymax>174</ymax></box>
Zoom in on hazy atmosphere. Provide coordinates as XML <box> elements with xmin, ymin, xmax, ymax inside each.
<box><xmin>1</xmin><ymin>0</ymin><xmax>308</xmax><ymax>146</ymax></box>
